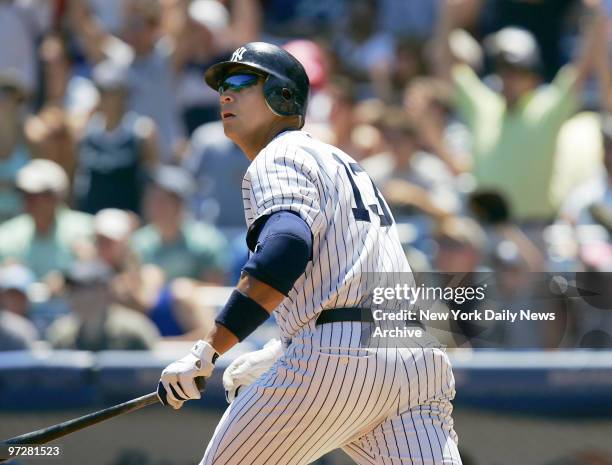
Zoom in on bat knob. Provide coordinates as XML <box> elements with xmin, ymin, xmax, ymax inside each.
<box><xmin>195</xmin><ymin>377</ymin><xmax>207</xmax><ymax>392</ymax></box>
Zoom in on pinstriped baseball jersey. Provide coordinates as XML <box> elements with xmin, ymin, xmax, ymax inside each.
<box><xmin>243</xmin><ymin>129</ymin><xmax>411</xmax><ymax>339</ymax></box>
<box><xmin>200</xmin><ymin>129</ymin><xmax>462</xmax><ymax>465</ymax></box>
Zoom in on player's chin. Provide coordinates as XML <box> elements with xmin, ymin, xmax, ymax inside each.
<box><xmin>221</xmin><ymin>116</ymin><xmax>239</xmax><ymax>135</ymax></box>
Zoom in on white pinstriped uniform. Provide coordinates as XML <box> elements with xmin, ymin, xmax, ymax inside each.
<box><xmin>201</xmin><ymin>130</ymin><xmax>462</xmax><ymax>465</ymax></box>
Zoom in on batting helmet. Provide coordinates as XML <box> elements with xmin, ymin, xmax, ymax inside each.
<box><xmin>204</xmin><ymin>42</ymin><xmax>310</xmax><ymax>127</ymax></box>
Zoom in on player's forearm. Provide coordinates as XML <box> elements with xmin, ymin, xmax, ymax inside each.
<box><xmin>208</xmin><ymin>273</ymin><xmax>282</xmax><ymax>354</ymax></box>
<box><xmin>207</xmin><ymin>323</ymin><xmax>240</xmax><ymax>355</ymax></box>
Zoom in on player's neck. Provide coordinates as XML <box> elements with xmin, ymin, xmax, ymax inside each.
<box><xmin>239</xmin><ymin>121</ymin><xmax>297</xmax><ymax>160</ymax></box>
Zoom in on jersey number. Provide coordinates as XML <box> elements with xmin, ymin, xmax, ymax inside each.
<box><xmin>333</xmin><ymin>154</ymin><xmax>393</xmax><ymax>226</ymax></box>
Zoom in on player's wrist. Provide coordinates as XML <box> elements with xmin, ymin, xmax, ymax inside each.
<box><xmin>190</xmin><ymin>340</ymin><xmax>220</xmax><ymax>372</ymax></box>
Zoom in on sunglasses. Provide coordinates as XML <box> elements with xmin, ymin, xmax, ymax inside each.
<box><xmin>218</xmin><ymin>73</ymin><xmax>262</xmax><ymax>94</ymax></box>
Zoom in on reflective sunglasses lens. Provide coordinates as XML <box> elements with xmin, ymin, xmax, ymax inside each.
<box><xmin>219</xmin><ymin>74</ymin><xmax>259</xmax><ymax>93</ymax></box>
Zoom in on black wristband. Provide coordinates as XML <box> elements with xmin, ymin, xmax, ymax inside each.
<box><xmin>215</xmin><ymin>290</ymin><xmax>271</xmax><ymax>341</ymax></box>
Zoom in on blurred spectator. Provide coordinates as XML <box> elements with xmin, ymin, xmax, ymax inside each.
<box><xmin>183</xmin><ymin>121</ymin><xmax>251</xmax><ymax>228</ymax></box>
<box><xmin>550</xmin><ymin>111</ymin><xmax>606</xmax><ymax>209</ymax></box>
<box><xmin>447</xmin><ymin>28</ymin><xmax>484</xmax><ymax>73</ymax></box>
<box><xmin>25</xmin><ymin>106</ymin><xmax>78</xmax><ymax>183</ymax></box>
<box><xmin>35</xmin><ymin>33</ymin><xmax>99</xmax><ymax>124</ymax></box>
<box><xmin>0</xmin><ymin>70</ymin><xmax>30</xmax><ymax>222</ymax></box>
<box><xmin>433</xmin><ymin>0</ymin><xmax>606</xmax><ymax>224</ymax></box>
<box><xmin>104</xmin><ymin>256</ymin><xmax>216</xmax><ymax>342</ymax></box>
<box><xmin>165</xmin><ymin>0</ymin><xmax>259</xmax><ymax>134</ymax></box>
<box><xmin>362</xmin><ymin>108</ymin><xmax>459</xmax><ymax>221</ymax></box>
<box><xmin>404</xmin><ymin>77</ymin><xmax>472</xmax><ymax>176</ymax></box>
<box><xmin>478</xmin><ymin>0</ymin><xmax>578</xmax><ymax>82</ymax></box>
<box><xmin>374</xmin><ymin>38</ymin><xmax>427</xmax><ymax>102</ymax></box>
<box><xmin>260</xmin><ymin>0</ymin><xmax>346</xmax><ymax>38</ymax></box>
<box><xmin>130</xmin><ymin>165</ymin><xmax>229</xmax><ymax>283</ymax></box>
<box><xmin>377</xmin><ymin>0</ymin><xmax>440</xmax><ymax>39</ymax></box>
<box><xmin>331</xmin><ymin>0</ymin><xmax>395</xmax><ymax>96</ymax></box>
<box><xmin>560</xmin><ymin>113</ymin><xmax>612</xmax><ymax>226</ymax></box>
<box><xmin>93</xmin><ymin>208</ymin><xmax>138</xmax><ymax>271</ymax></box>
<box><xmin>468</xmin><ymin>190</ymin><xmax>545</xmax><ymax>270</ymax></box>
<box><xmin>351</xmin><ymin>98</ymin><xmax>387</xmax><ymax>157</ymax></box>
<box><xmin>433</xmin><ymin>216</ymin><xmax>488</xmax><ymax>344</ymax></box>
<box><xmin>46</xmin><ymin>259</ymin><xmax>159</xmax><ymax>350</ymax></box>
<box><xmin>88</xmin><ymin>205</ymin><xmax>215</xmax><ymax>340</ymax></box>
<box><xmin>73</xmin><ymin>60</ymin><xmax>158</xmax><ymax>215</ymax></box>
<box><xmin>489</xmin><ymin>241</ymin><xmax>548</xmax><ymax>348</ymax></box>
<box><xmin>136</xmin><ymin>273</ymin><xmax>215</xmax><ymax>340</ymax></box>
<box><xmin>0</xmin><ymin>1</ymin><xmax>37</xmax><ymax>95</ymax></box>
<box><xmin>0</xmin><ymin>159</ymin><xmax>93</xmax><ymax>279</ymax></box>
<box><xmin>88</xmin><ymin>208</ymin><xmax>159</xmax><ymax>333</ymax></box>
<box><xmin>69</xmin><ymin>0</ymin><xmax>182</xmax><ymax>161</ymax></box>
<box><xmin>171</xmin><ymin>0</ymin><xmax>231</xmax><ymax>133</ymax></box>
<box><xmin>434</xmin><ymin>216</ymin><xmax>486</xmax><ymax>273</ymax></box>
<box><xmin>87</xmin><ymin>0</ymin><xmax>126</xmax><ymax>35</ymax></box>
<box><xmin>0</xmin><ymin>263</ymin><xmax>38</xmax><ymax>351</ymax></box>
<box><xmin>325</xmin><ymin>78</ymin><xmax>368</xmax><ymax>160</ymax></box>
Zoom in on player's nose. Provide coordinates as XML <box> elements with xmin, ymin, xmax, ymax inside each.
<box><xmin>219</xmin><ymin>92</ymin><xmax>235</xmax><ymax>104</ymax></box>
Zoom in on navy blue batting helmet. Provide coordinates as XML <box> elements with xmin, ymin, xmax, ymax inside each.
<box><xmin>204</xmin><ymin>42</ymin><xmax>310</xmax><ymax>127</ymax></box>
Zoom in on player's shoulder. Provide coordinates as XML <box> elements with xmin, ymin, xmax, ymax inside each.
<box><xmin>250</xmin><ymin>130</ymin><xmax>323</xmax><ymax>172</ymax></box>
<box><xmin>259</xmin><ymin>129</ymin><xmax>353</xmax><ymax>167</ymax></box>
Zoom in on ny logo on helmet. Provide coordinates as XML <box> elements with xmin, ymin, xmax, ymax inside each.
<box><xmin>231</xmin><ymin>47</ymin><xmax>247</xmax><ymax>62</ymax></box>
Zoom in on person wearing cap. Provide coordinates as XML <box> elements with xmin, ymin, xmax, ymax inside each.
<box><xmin>0</xmin><ymin>263</ymin><xmax>39</xmax><ymax>351</ymax></box>
<box><xmin>73</xmin><ymin>60</ymin><xmax>158</xmax><ymax>216</ymax></box>
<box><xmin>0</xmin><ymin>69</ymin><xmax>32</xmax><ymax>222</ymax></box>
<box><xmin>46</xmin><ymin>258</ymin><xmax>160</xmax><ymax>351</ymax></box>
<box><xmin>0</xmin><ymin>159</ymin><xmax>93</xmax><ymax>279</ymax></box>
<box><xmin>93</xmin><ymin>208</ymin><xmax>138</xmax><ymax>271</ymax></box>
<box><xmin>130</xmin><ymin>165</ymin><xmax>229</xmax><ymax>283</ymax></box>
<box><xmin>92</xmin><ymin>207</ymin><xmax>217</xmax><ymax>340</ymax></box>
<box><xmin>433</xmin><ymin>0</ymin><xmax>607</xmax><ymax>224</ymax></box>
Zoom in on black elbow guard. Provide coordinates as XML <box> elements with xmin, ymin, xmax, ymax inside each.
<box><xmin>243</xmin><ymin>211</ymin><xmax>313</xmax><ymax>295</ymax></box>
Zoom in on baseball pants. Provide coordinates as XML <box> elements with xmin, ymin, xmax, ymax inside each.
<box><xmin>200</xmin><ymin>321</ymin><xmax>462</xmax><ymax>465</ymax></box>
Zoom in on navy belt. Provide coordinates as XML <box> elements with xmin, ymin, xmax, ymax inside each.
<box><xmin>315</xmin><ymin>307</ymin><xmax>423</xmax><ymax>328</ymax></box>
<box><xmin>315</xmin><ymin>307</ymin><xmax>374</xmax><ymax>325</ymax></box>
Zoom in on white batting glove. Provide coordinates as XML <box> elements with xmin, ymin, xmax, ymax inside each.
<box><xmin>223</xmin><ymin>339</ymin><xmax>284</xmax><ymax>403</ymax></box>
<box><xmin>157</xmin><ymin>340</ymin><xmax>219</xmax><ymax>410</ymax></box>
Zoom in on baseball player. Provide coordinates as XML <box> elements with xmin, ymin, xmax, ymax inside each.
<box><xmin>157</xmin><ymin>42</ymin><xmax>462</xmax><ymax>465</ymax></box>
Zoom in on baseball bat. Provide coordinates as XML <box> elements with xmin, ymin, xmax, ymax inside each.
<box><xmin>0</xmin><ymin>378</ymin><xmax>206</xmax><ymax>461</ymax></box>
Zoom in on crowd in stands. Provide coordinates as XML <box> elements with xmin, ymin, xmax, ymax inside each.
<box><xmin>1</xmin><ymin>0</ymin><xmax>612</xmax><ymax>351</ymax></box>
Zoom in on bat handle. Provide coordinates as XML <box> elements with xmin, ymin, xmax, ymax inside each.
<box><xmin>157</xmin><ymin>376</ymin><xmax>207</xmax><ymax>405</ymax></box>
<box><xmin>195</xmin><ymin>377</ymin><xmax>207</xmax><ymax>392</ymax></box>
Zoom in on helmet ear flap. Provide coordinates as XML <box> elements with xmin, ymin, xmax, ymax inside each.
<box><xmin>263</xmin><ymin>75</ymin><xmax>299</xmax><ymax>116</ymax></box>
